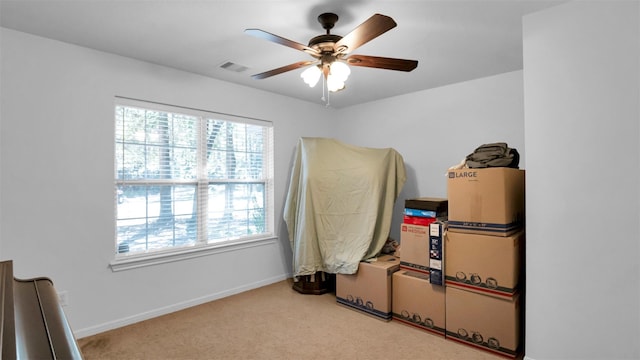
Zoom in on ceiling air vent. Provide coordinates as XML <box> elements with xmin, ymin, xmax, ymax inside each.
<box><xmin>219</xmin><ymin>61</ymin><xmax>249</xmax><ymax>73</ymax></box>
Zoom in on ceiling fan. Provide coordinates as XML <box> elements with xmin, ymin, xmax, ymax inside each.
<box><xmin>244</xmin><ymin>13</ymin><xmax>418</xmax><ymax>93</ymax></box>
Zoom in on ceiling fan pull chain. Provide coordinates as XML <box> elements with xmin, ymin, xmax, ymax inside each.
<box><xmin>321</xmin><ymin>74</ymin><xmax>327</xmax><ymax>103</ymax></box>
<box><xmin>323</xmin><ymin>75</ymin><xmax>331</xmax><ymax>107</ymax></box>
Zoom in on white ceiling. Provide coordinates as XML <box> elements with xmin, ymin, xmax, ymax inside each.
<box><xmin>0</xmin><ymin>0</ymin><xmax>566</xmax><ymax>109</ymax></box>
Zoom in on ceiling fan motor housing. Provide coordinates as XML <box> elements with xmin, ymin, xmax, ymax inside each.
<box><xmin>309</xmin><ymin>13</ymin><xmax>345</xmax><ymax>54</ymax></box>
<box><xmin>308</xmin><ymin>34</ymin><xmax>342</xmax><ymax>53</ymax></box>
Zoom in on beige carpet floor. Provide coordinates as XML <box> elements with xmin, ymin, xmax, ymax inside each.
<box><xmin>78</xmin><ymin>279</ymin><xmax>505</xmax><ymax>360</ymax></box>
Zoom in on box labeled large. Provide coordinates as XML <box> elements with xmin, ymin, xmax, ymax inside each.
<box><xmin>336</xmin><ymin>255</ymin><xmax>400</xmax><ymax>321</ymax></box>
<box><xmin>447</xmin><ymin>168</ymin><xmax>524</xmax><ymax>236</ymax></box>
<box><xmin>446</xmin><ymin>287</ymin><xmax>522</xmax><ymax>359</ymax></box>
<box><xmin>392</xmin><ymin>271</ymin><xmax>446</xmax><ymax>337</ymax></box>
<box><xmin>445</xmin><ymin>231</ymin><xmax>524</xmax><ymax>299</ymax></box>
<box><xmin>399</xmin><ymin>224</ymin><xmax>429</xmax><ymax>275</ymax></box>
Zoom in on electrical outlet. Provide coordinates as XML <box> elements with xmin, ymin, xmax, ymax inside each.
<box><xmin>58</xmin><ymin>291</ymin><xmax>69</xmax><ymax>307</ymax></box>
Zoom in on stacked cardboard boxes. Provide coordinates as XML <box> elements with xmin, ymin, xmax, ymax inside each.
<box><xmin>399</xmin><ymin>197</ymin><xmax>448</xmax><ymax>275</ymax></box>
<box><xmin>334</xmin><ymin>198</ymin><xmax>445</xmax><ymax>323</ymax></box>
<box><xmin>334</xmin><ymin>169</ymin><xmax>524</xmax><ymax>355</ymax></box>
<box><xmin>392</xmin><ymin>198</ymin><xmax>448</xmax><ymax>337</ymax></box>
<box><xmin>445</xmin><ymin>167</ymin><xmax>525</xmax><ymax>358</ymax></box>
<box><xmin>403</xmin><ymin>197</ymin><xmax>448</xmax><ymax>226</ymax></box>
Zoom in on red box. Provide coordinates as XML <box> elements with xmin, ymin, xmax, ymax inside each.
<box><xmin>403</xmin><ymin>215</ymin><xmax>437</xmax><ymax>226</ymax></box>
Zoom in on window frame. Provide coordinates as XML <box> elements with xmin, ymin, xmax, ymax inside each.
<box><xmin>110</xmin><ymin>97</ymin><xmax>275</xmax><ymax>272</ymax></box>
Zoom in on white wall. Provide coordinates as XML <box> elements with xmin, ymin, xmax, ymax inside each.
<box><xmin>4</xmin><ymin>3</ymin><xmax>638</xmax><ymax>358</ymax></box>
<box><xmin>334</xmin><ymin>71</ymin><xmax>525</xmax><ymax>241</ymax></box>
<box><xmin>0</xmin><ymin>27</ymin><xmax>528</xmax><ymax>338</ymax></box>
<box><xmin>523</xmin><ymin>1</ymin><xmax>639</xmax><ymax>359</ymax></box>
<box><xmin>0</xmin><ymin>28</ymin><xmax>335</xmax><ymax>337</ymax></box>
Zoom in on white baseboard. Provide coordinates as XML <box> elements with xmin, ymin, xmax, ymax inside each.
<box><xmin>523</xmin><ymin>356</ymin><xmax>535</xmax><ymax>360</ymax></box>
<box><xmin>74</xmin><ymin>273</ymin><xmax>290</xmax><ymax>339</ymax></box>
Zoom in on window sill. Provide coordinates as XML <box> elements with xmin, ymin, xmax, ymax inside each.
<box><xmin>109</xmin><ymin>236</ymin><xmax>278</xmax><ymax>272</ymax></box>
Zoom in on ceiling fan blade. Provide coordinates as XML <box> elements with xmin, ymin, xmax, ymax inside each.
<box><xmin>334</xmin><ymin>14</ymin><xmax>397</xmax><ymax>54</ymax></box>
<box><xmin>251</xmin><ymin>61</ymin><xmax>317</xmax><ymax>80</ymax></box>
<box><xmin>346</xmin><ymin>55</ymin><xmax>418</xmax><ymax>72</ymax></box>
<box><xmin>245</xmin><ymin>29</ymin><xmax>319</xmax><ymax>55</ymax></box>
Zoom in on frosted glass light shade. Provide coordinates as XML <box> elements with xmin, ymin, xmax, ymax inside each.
<box><xmin>327</xmin><ymin>76</ymin><xmax>345</xmax><ymax>92</ymax></box>
<box><xmin>301</xmin><ymin>66</ymin><xmax>321</xmax><ymax>87</ymax></box>
<box><xmin>329</xmin><ymin>61</ymin><xmax>350</xmax><ymax>82</ymax></box>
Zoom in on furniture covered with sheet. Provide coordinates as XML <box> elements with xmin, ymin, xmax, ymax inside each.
<box><xmin>284</xmin><ymin>137</ymin><xmax>406</xmax><ymax>277</ymax></box>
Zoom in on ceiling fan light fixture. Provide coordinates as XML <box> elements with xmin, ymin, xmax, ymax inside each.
<box><xmin>301</xmin><ymin>65</ymin><xmax>321</xmax><ymax>87</ymax></box>
<box><xmin>300</xmin><ymin>61</ymin><xmax>349</xmax><ymax>92</ymax></box>
<box><xmin>329</xmin><ymin>61</ymin><xmax>350</xmax><ymax>82</ymax></box>
<box><xmin>327</xmin><ymin>76</ymin><xmax>345</xmax><ymax>92</ymax></box>
<box><xmin>246</xmin><ymin>12</ymin><xmax>417</xmax><ymax>104</ymax></box>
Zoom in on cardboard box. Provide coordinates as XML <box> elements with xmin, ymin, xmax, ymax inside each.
<box><xmin>446</xmin><ymin>287</ymin><xmax>522</xmax><ymax>358</ymax></box>
<box><xmin>392</xmin><ymin>271</ymin><xmax>446</xmax><ymax>337</ymax></box>
<box><xmin>399</xmin><ymin>224</ymin><xmax>430</xmax><ymax>275</ymax></box>
<box><xmin>447</xmin><ymin>168</ymin><xmax>524</xmax><ymax>236</ymax></box>
<box><xmin>445</xmin><ymin>231</ymin><xmax>524</xmax><ymax>299</ymax></box>
<box><xmin>336</xmin><ymin>255</ymin><xmax>400</xmax><ymax>321</ymax></box>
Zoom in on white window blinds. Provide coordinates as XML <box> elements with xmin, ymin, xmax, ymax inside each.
<box><xmin>114</xmin><ymin>98</ymin><xmax>274</xmax><ymax>256</ymax></box>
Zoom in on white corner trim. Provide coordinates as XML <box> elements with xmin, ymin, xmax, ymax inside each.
<box><xmin>109</xmin><ymin>236</ymin><xmax>278</xmax><ymax>272</ymax></box>
<box><xmin>523</xmin><ymin>356</ymin><xmax>536</xmax><ymax>360</ymax></box>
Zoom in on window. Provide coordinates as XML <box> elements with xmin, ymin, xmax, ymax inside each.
<box><xmin>113</xmin><ymin>98</ymin><xmax>274</xmax><ymax>267</ymax></box>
